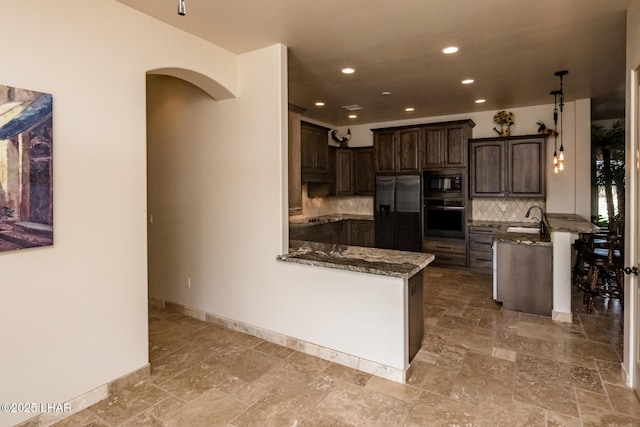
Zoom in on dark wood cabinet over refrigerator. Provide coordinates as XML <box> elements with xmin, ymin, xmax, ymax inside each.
<box><xmin>372</xmin><ymin>120</ymin><xmax>474</xmax><ymax>173</ymax></box>
<box><xmin>372</xmin><ymin>127</ymin><xmax>421</xmax><ymax>174</ymax></box>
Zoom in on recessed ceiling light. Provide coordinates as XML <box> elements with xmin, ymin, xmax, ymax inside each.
<box><xmin>315</xmin><ymin>101</ymin><xmax>325</xmax><ymax>106</ymax></box>
<box><xmin>462</xmin><ymin>79</ymin><xmax>474</xmax><ymax>85</ymax></box>
<box><xmin>342</xmin><ymin>67</ymin><xmax>355</xmax><ymax>74</ymax></box>
<box><xmin>348</xmin><ymin>114</ymin><xmax>357</xmax><ymax>119</ymax></box>
<box><xmin>442</xmin><ymin>46</ymin><xmax>459</xmax><ymax>54</ymax></box>
<box><xmin>405</xmin><ymin>107</ymin><xmax>415</xmax><ymax>112</ymax></box>
<box><xmin>475</xmin><ymin>99</ymin><xmax>486</xmax><ymax>104</ymax></box>
<box><xmin>381</xmin><ymin>91</ymin><xmax>391</xmax><ymax>96</ymax></box>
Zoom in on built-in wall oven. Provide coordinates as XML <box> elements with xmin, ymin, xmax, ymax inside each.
<box><xmin>423</xmin><ymin>169</ymin><xmax>467</xmax><ymax>238</ymax></box>
<box><xmin>423</xmin><ymin>198</ymin><xmax>466</xmax><ymax>238</ymax></box>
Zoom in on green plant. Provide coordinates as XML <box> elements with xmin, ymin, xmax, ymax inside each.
<box><xmin>592</xmin><ymin>120</ymin><xmax>625</xmax><ymax>222</ymax></box>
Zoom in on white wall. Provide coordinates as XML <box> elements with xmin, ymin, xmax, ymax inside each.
<box><xmin>336</xmin><ymin>101</ymin><xmax>591</xmax><ymax>216</ymax></box>
<box><xmin>623</xmin><ymin>0</ymin><xmax>640</xmax><ymax>391</ymax></box>
<box><xmin>0</xmin><ymin>1</ymin><xmax>238</xmax><ymax>426</ymax></box>
<box><xmin>147</xmin><ymin>54</ymin><xmax>409</xmax><ymax>372</ymax></box>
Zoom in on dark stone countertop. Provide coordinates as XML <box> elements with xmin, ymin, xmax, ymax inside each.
<box><xmin>471</xmin><ymin>213</ymin><xmax>600</xmax><ymax>247</ymax></box>
<box><xmin>277</xmin><ymin>240</ymin><xmax>434</xmax><ymax>279</ymax></box>
<box><xmin>289</xmin><ymin>214</ymin><xmax>373</xmax><ymax>228</ymax></box>
<box><xmin>492</xmin><ymin>222</ymin><xmax>553</xmax><ymax>247</ymax></box>
<box><xmin>545</xmin><ymin>213</ymin><xmax>602</xmax><ymax>233</ymax></box>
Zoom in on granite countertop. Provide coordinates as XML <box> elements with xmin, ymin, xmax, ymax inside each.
<box><xmin>468</xmin><ymin>220</ymin><xmax>508</xmax><ymax>229</ymax></box>
<box><xmin>277</xmin><ymin>240</ymin><xmax>435</xmax><ymax>279</ymax></box>
<box><xmin>492</xmin><ymin>222</ymin><xmax>553</xmax><ymax>246</ymax></box>
<box><xmin>545</xmin><ymin>213</ymin><xmax>601</xmax><ymax>233</ymax></box>
<box><xmin>289</xmin><ymin>214</ymin><xmax>374</xmax><ymax>228</ymax></box>
<box><xmin>473</xmin><ymin>213</ymin><xmax>600</xmax><ymax>247</ymax></box>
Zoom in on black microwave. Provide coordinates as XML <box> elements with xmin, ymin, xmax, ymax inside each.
<box><xmin>423</xmin><ymin>170</ymin><xmax>465</xmax><ymax>197</ymax></box>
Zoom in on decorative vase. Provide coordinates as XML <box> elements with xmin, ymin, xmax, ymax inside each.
<box><xmin>500</xmin><ymin>123</ymin><xmax>511</xmax><ymax>137</ymax></box>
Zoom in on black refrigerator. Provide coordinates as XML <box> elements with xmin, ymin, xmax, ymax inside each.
<box><xmin>374</xmin><ymin>175</ymin><xmax>421</xmax><ymax>252</ymax></box>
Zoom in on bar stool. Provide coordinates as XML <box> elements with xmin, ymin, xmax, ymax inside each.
<box><xmin>578</xmin><ymin>234</ymin><xmax>624</xmax><ymax>314</ymax></box>
<box><xmin>572</xmin><ymin>215</ymin><xmax>623</xmax><ymax>289</ymax></box>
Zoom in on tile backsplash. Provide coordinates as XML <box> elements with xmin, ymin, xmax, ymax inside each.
<box><xmin>291</xmin><ymin>185</ymin><xmax>544</xmax><ymax>224</ymax></box>
<box><xmin>470</xmin><ymin>198</ymin><xmax>546</xmax><ymax>223</ymax></box>
<box><xmin>290</xmin><ymin>184</ymin><xmax>373</xmax><ymax>220</ymax></box>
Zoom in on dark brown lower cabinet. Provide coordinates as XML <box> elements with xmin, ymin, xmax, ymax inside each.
<box><xmin>468</xmin><ymin>226</ymin><xmax>499</xmax><ymax>274</ymax></box>
<box><xmin>350</xmin><ymin>220</ymin><xmax>375</xmax><ymax>247</ymax></box>
<box><xmin>289</xmin><ymin>219</ymin><xmax>374</xmax><ymax>247</ymax></box>
<box><xmin>408</xmin><ymin>270</ymin><xmax>424</xmax><ymax>362</ymax></box>
<box><xmin>422</xmin><ymin>237</ymin><xmax>467</xmax><ymax>267</ymax></box>
<box><xmin>496</xmin><ymin>242</ymin><xmax>552</xmax><ymax>316</ymax></box>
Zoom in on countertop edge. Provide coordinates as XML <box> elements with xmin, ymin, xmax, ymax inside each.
<box><xmin>289</xmin><ymin>214</ymin><xmax>374</xmax><ymax>228</ymax></box>
<box><xmin>278</xmin><ymin>241</ymin><xmax>435</xmax><ymax>279</ymax></box>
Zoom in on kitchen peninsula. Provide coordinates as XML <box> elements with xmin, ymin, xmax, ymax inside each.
<box><xmin>490</xmin><ymin>213</ymin><xmax>600</xmax><ymax>322</ymax></box>
<box><xmin>546</xmin><ymin>213</ymin><xmax>601</xmax><ymax>322</ymax></box>
<box><xmin>277</xmin><ymin>240</ymin><xmax>434</xmax><ymax>383</ymax></box>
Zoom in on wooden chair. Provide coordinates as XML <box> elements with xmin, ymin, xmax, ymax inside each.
<box><xmin>577</xmin><ymin>233</ymin><xmax>624</xmax><ymax>314</ymax></box>
<box><xmin>572</xmin><ymin>215</ymin><xmax>623</xmax><ymax>289</ymax></box>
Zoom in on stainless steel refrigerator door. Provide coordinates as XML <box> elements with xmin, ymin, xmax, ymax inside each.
<box><xmin>374</xmin><ymin>176</ymin><xmax>395</xmax><ymax>249</ymax></box>
<box><xmin>394</xmin><ymin>175</ymin><xmax>421</xmax><ymax>252</ymax></box>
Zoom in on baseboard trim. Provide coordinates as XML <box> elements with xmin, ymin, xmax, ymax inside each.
<box><xmin>150</xmin><ymin>296</ymin><xmax>407</xmax><ymax>383</ymax></box>
<box><xmin>552</xmin><ymin>310</ymin><xmax>573</xmax><ymax>323</ymax></box>
<box><xmin>16</xmin><ymin>364</ymin><xmax>150</xmax><ymax>427</ymax></box>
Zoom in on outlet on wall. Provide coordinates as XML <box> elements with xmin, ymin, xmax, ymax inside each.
<box><xmin>185</xmin><ymin>277</ymin><xmax>191</xmax><ymax>289</ymax></box>
<box><xmin>500</xmin><ymin>203</ymin><xmax>507</xmax><ymax>212</ymax></box>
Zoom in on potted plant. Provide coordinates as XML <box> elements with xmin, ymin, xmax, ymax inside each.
<box><xmin>493</xmin><ymin>110</ymin><xmax>514</xmax><ymax>136</ymax></box>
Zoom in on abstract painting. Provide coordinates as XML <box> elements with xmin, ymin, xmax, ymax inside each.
<box><xmin>0</xmin><ymin>84</ymin><xmax>53</xmax><ymax>252</ymax></box>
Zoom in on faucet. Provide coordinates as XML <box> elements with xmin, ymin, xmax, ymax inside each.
<box><xmin>525</xmin><ymin>205</ymin><xmax>548</xmax><ymax>236</ymax></box>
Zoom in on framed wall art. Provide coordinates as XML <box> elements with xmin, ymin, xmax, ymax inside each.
<box><xmin>0</xmin><ymin>84</ymin><xmax>53</xmax><ymax>252</ymax></box>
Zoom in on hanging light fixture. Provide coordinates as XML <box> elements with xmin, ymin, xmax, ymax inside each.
<box><xmin>178</xmin><ymin>0</ymin><xmax>186</xmax><ymax>16</ymax></box>
<box><xmin>550</xmin><ymin>70</ymin><xmax>568</xmax><ymax>173</ymax></box>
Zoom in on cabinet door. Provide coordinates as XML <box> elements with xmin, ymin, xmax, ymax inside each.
<box><xmin>350</xmin><ymin>220</ymin><xmax>374</xmax><ymax>247</ymax></box>
<box><xmin>300</xmin><ymin>125</ymin><xmax>316</xmax><ymax>171</ymax></box>
<box><xmin>288</xmin><ymin>110</ymin><xmax>302</xmax><ymax>215</ymax></box>
<box><xmin>373</xmin><ymin>130</ymin><xmax>396</xmax><ymax>173</ymax></box>
<box><xmin>396</xmin><ymin>127</ymin><xmax>421</xmax><ymax>173</ymax></box>
<box><xmin>469</xmin><ymin>140</ymin><xmax>506</xmax><ymax>197</ymax></box>
<box><xmin>354</xmin><ymin>148</ymin><xmax>374</xmax><ymax>195</ymax></box>
<box><xmin>312</xmin><ymin>129</ymin><xmax>329</xmax><ymax>172</ymax></box>
<box><xmin>507</xmin><ymin>137</ymin><xmax>545</xmax><ymax>197</ymax></box>
<box><xmin>301</xmin><ymin>122</ymin><xmax>331</xmax><ymax>182</ymax></box>
<box><xmin>422</xmin><ymin>126</ymin><xmax>445</xmax><ymax>169</ymax></box>
<box><xmin>444</xmin><ymin>124</ymin><xmax>467</xmax><ymax>168</ymax></box>
<box><xmin>335</xmin><ymin>149</ymin><xmax>354</xmax><ymax>195</ymax></box>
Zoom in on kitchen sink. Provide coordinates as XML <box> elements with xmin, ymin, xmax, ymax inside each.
<box><xmin>506</xmin><ymin>226</ymin><xmax>540</xmax><ymax>234</ymax></box>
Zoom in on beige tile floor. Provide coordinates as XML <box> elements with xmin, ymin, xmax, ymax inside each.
<box><xmin>55</xmin><ymin>266</ymin><xmax>639</xmax><ymax>426</ymax></box>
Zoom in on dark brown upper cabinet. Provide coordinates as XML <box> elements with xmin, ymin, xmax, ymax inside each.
<box><xmin>469</xmin><ymin>135</ymin><xmax>546</xmax><ymax>198</ymax></box>
<box><xmin>353</xmin><ymin>148</ymin><xmax>374</xmax><ymax>195</ymax></box>
<box><xmin>336</xmin><ymin>147</ymin><xmax>374</xmax><ymax>196</ymax></box>
<box><xmin>422</xmin><ymin>121</ymin><xmax>475</xmax><ymax>170</ymax></box>
<box><xmin>372</xmin><ymin>127</ymin><xmax>421</xmax><ymax>174</ymax></box>
<box><xmin>373</xmin><ymin>120</ymin><xmax>474</xmax><ymax>173</ymax></box>
<box><xmin>301</xmin><ymin>121</ymin><xmax>331</xmax><ymax>182</ymax></box>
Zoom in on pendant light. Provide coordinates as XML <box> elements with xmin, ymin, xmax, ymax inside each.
<box><xmin>550</xmin><ymin>70</ymin><xmax>568</xmax><ymax>173</ymax></box>
<box><xmin>178</xmin><ymin>0</ymin><xmax>186</xmax><ymax>16</ymax></box>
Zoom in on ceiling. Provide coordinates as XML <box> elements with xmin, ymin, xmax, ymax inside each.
<box><xmin>116</xmin><ymin>0</ymin><xmax>628</xmax><ymax>126</ymax></box>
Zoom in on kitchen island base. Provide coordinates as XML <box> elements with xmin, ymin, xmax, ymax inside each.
<box><xmin>277</xmin><ymin>240</ymin><xmax>434</xmax><ymax>383</ymax></box>
<box><xmin>496</xmin><ymin>242</ymin><xmax>553</xmax><ymax>316</ymax></box>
